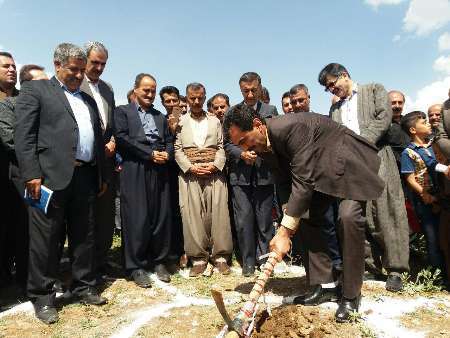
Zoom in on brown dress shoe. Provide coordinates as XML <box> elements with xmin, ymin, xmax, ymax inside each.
<box><xmin>215</xmin><ymin>261</ymin><xmax>231</xmax><ymax>275</ymax></box>
<box><xmin>189</xmin><ymin>263</ymin><xmax>207</xmax><ymax>277</ymax></box>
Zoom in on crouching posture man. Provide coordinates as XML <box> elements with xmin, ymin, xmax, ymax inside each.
<box><xmin>224</xmin><ymin>104</ymin><xmax>384</xmax><ymax>322</ymax></box>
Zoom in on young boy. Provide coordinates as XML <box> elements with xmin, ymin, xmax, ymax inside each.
<box><xmin>400</xmin><ymin>111</ymin><xmax>450</xmax><ymax>270</ymax></box>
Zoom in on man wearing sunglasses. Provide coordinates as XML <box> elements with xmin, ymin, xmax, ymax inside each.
<box><xmin>318</xmin><ymin>63</ymin><xmax>410</xmax><ymax>293</ymax></box>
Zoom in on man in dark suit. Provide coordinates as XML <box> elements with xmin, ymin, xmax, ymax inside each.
<box><xmin>14</xmin><ymin>43</ymin><xmax>108</xmax><ymax>324</ymax></box>
<box><xmin>224</xmin><ymin>105</ymin><xmax>384</xmax><ymax>322</ymax></box>
<box><xmin>113</xmin><ymin>73</ymin><xmax>173</xmax><ymax>287</ymax></box>
<box><xmin>80</xmin><ymin>42</ymin><xmax>116</xmax><ymax>282</ymax></box>
<box><xmin>224</xmin><ymin>72</ymin><xmax>278</xmax><ymax>276</ymax></box>
<box><xmin>0</xmin><ymin>65</ymin><xmax>48</xmax><ymax>292</ymax></box>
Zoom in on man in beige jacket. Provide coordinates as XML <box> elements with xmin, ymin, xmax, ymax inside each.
<box><xmin>175</xmin><ymin>82</ymin><xmax>232</xmax><ymax>277</ymax></box>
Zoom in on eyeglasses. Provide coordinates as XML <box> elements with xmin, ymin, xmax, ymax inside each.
<box><xmin>324</xmin><ymin>74</ymin><xmax>342</xmax><ymax>92</ymax></box>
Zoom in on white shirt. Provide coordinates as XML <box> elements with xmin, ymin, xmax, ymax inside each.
<box><xmin>189</xmin><ymin>112</ymin><xmax>208</xmax><ymax>147</ymax></box>
<box><xmin>340</xmin><ymin>83</ymin><xmax>360</xmax><ymax>135</ymax></box>
<box><xmin>86</xmin><ymin>76</ymin><xmax>107</xmax><ymax>129</ymax></box>
<box><xmin>57</xmin><ymin>78</ymin><xmax>95</xmax><ymax>162</ymax></box>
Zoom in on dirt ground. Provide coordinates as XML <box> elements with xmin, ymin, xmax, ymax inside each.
<box><xmin>1</xmin><ymin>236</ymin><xmax>450</xmax><ymax>338</ymax></box>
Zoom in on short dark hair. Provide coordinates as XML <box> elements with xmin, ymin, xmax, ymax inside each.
<box><xmin>179</xmin><ymin>95</ymin><xmax>186</xmax><ymax>102</ymax></box>
<box><xmin>159</xmin><ymin>86</ymin><xmax>179</xmax><ymax>102</ymax></box>
<box><xmin>289</xmin><ymin>84</ymin><xmax>309</xmax><ymax>96</ymax></box>
<box><xmin>400</xmin><ymin>111</ymin><xmax>427</xmax><ymax>136</ymax></box>
<box><xmin>318</xmin><ymin>63</ymin><xmax>350</xmax><ymax>87</ymax></box>
<box><xmin>127</xmin><ymin>89</ymin><xmax>134</xmax><ymax>103</ymax></box>
<box><xmin>223</xmin><ymin>103</ymin><xmax>264</xmax><ymax>137</ymax></box>
<box><xmin>210</xmin><ymin>93</ymin><xmax>230</xmax><ymax>106</ymax></box>
<box><xmin>282</xmin><ymin>91</ymin><xmax>290</xmax><ymax>100</ymax></box>
<box><xmin>207</xmin><ymin>97</ymin><xmax>213</xmax><ymax>110</ymax></box>
<box><xmin>239</xmin><ymin>72</ymin><xmax>261</xmax><ymax>85</ymax></box>
<box><xmin>134</xmin><ymin>73</ymin><xmax>156</xmax><ymax>88</ymax></box>
<box><xmin>261</xmin><ymin>86</ymin><xmax>270</xmax><ymax>101</ymax></box>
<box><xmin>19</xmin><ymin>64</ymin><xmax>44</xmax><ymax>84</ymax></box>
<box><xmin>186</xmin><ymin>82</ymin><xmax>206</xmax><ymax>95</ymax></box>
<box><xmin>0</xmin><ymin>51</ymin><xmax>13</xmax><ymax>59</ymax></box>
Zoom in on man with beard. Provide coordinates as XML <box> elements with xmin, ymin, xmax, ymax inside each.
<box><xmin>319</xmin><ymin>63</ymin><xmax>410</xmax><ymax>293</ymax></box>
<box><xmin>223</xmin><ymin>104</ymin><xmax>384</xmax><ymax>321</ymax></box>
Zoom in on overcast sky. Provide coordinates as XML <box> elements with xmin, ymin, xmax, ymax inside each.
<box><xmin>0</xmin><ymin>0</ymin><xmax>449</xmax><ymax>114</ymax></box>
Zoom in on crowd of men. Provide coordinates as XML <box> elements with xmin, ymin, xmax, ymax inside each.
<box><xmin>1</xmin><ymin>41</ymin><xmax>450</xmax><ymax>326</ymax></box>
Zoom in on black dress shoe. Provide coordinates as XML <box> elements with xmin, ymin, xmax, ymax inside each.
<box><xmin>385</xmin><ymin>274</ymin><xmax>403</xmax><ymax>292</ymax></box>
<box><xmin>293</xmin><ymin>285</ymin><xmax>339</xmax><ymax>305</ymax></box>
<box><xmin>154</xmin><ymin>264</ymin><xmax>171</xmax><ymax>283</ymax></box>
<box><xmin>242</xmin><ymin>265</ymin><xmax>255</xmax><ymax>277</ymax></box>
<box><xmin>131</xmin><ymin>269</ymin><xmax>152</xmax><ymax>288</ymax></box>
<box><xmin>33</xmin><ymin>303</ymin><xmax>58</xmax><ymax>324</ymax></box>
<box><xmin>78</xmin><ymin>288</ymin><xmax>107</xmax><ymax>306</ymax></box>
<box><xmin>335</xmin><ymin>294</ymin><xmax>361</xmax><ymax>322</ymax></box>
<box><xmin>52</xmin><ymin>280</ymin><xmax>65</xmax><ymax>293</ymax></box>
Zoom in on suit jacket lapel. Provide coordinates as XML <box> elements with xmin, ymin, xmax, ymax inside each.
<box><xmin>98</xmin><ymin>81</ymin><xmax>111</xmax><ymax>127</ymax></box>
<box><xmin>50</xmin><ymin>77</ymin><xmax>76</xmax><ymax>122</ymax></box>
<box><xmin>152</xmin><ymin>109</ymin><xmax>164</xmax><ymax>139</ymax></box>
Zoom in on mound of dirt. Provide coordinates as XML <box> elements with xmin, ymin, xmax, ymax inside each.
<box><xmin>252</xmin><ymin>305</ymin><xmax>361</xmax><ymax>338</ymax></box>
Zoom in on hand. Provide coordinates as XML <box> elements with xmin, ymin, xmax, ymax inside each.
<box><xmin>105</xmin><ymin>141</ymin><xmax>116</xmax><ymax>158</ymax></box>
<box><xmin>26</xmin><ymin>178</ymin><xmax>42</xmax><ymax>200</ymax></box>
<box><xmin>446</xmin><ymin>165</ymin><xmax>450</xmax><ymax>179</ymax></box>
<box><xmin>152</xmin><ymin>151</ymin><xmax>168</xmax><ymax>164</ymax></box>
<box><xmin>97</xmin><ymin>182</ymin><xmax>108</xmax><ymax>197</ymax></box>
<box><xmin>199</xmin><ymin>163</ymin><xmax>218</xmax><ymax>174</ymax></box>
<box><xmin>168</xmin><ymin>113</ymin><xmax>180</xmax><ymax>134</ymax></box>
<box><xmin>240</xmin><ymin>150</ymin><xmax>257</xmax><ymax>165</ymax></box>
<box><xmin>269</xmin><ymin>226</ymin><xmax>293</xmax><ymax>259</ymax></box>
<box><xmin>189</xmin><ymin>164</ymin><xmax>211</xmax><ymax>176</ymax></box>
<box><xmin>421</xmin><ymin>191</ymin><xmax>436</xmax><ymax>205</ymax></box>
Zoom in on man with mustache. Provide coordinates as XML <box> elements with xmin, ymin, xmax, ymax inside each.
<box><xmin>14</xmin><ymin>43</ymin><xmax>108</xmax><ymax>324</ymax></box>
<box><xmin>80</xmin><ymin>42</ymin><xmax>116</xmax><ymax>284</ymax></box>
<box><xmin>319</xmin><ymin>63</ymin><xmax>410</xmax><ymax>293</ymax></box>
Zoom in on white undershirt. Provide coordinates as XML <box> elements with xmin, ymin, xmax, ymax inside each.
<box><xmin>340</xmin><ymin>83</ymin><xmax>360</xmax><ymax>135</ymax></box>
<box><xmin>189</xmin><ymin>113</ymin><xmax>208</xmax><ymax>146</ymax></box>
<box><xmin>87</xmin><ymin>77</ymin><xmax>107</xmax><ymax>128</ymax></box>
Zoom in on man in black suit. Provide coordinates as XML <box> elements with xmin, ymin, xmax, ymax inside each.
<box><xmin>113</xmin><ymin>73</ymin><xmax>173</xmax><ymax>287</ymax></box>
<box><xmin>224</xmin><ymin>72</ymin><xmax>278</xmax><ymax>276</ymax></box>
<box><xmin>14</xmin><ymin>43</ymin><xmax>108</xmax><ymax>324</ymax></box>
<box><xmin>80</xmin><ymin>42</ymin><xmax>116</xmax><ymax>282</ymax></box>
<box><xmin>224</xmin><ymin>105</ymin><xmax>384</xmax><ymax>322</ymax></box>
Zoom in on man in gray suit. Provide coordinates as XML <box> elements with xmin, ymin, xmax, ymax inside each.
<box><xmin>319</xmin><ymin>63</ymin><xmax>410</xmax><ymax>293</ymax></box>
<box><xmin>80</xmin><ymin>42</ymin><xmax>116</xmax><ymax>282</ymax></box>
<box><xmin>224</xmin><ymin>72</ymin><xmax>278</xmax><ymax>276</ymax></box>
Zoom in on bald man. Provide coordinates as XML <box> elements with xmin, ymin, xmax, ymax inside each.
<box><xmin>388</xmin><ymin>91</ymin><xmax>405</xmax><ymax>124</ymax></box>
<box><xmin>428</xmin><ymin>104</ymin><xmax>443</xmax><ymax>131</ymax></box>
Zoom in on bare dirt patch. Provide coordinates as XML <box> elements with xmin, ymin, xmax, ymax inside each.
<box><xmin>399</xmin><ymin>303</ymin><xmax>450</xmax><ymax>337</ymax></box>
<box><xmin>0</xmin><ymin>279</ymin><xmax>167</xmax><ymax>338</ymax></box>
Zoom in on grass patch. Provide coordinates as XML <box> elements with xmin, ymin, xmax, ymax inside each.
<box><xmin>401</xmin><ymin>267</ymin><xmax>443</xmax><ymax>295</ymax></box>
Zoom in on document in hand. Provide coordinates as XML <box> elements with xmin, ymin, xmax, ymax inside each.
<box><xmin>24</xmin><ymin>185</ymin><xmax>54</xmax><ymax>214</ymax></box>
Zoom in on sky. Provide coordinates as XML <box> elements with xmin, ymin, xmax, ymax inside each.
<box><xmin>0</xmin><ymin>0</ymin><xmax>449</xmax><ymax>114</ymax></box>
